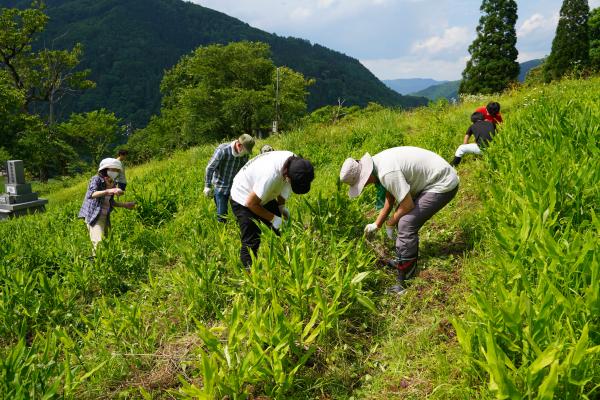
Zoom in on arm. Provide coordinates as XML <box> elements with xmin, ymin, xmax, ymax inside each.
<box><xmin>386</xmin><ymin>193</ymin><xmax>415</xmax><ymax>227</ymax></box>
<box><xmin>91</xmin><ymin>188</ymin><xmax>121</xmax><ymax>198</ymax></box>
<box><xmin>374</xmin><ymin>191</ymin><xmax>395</xmax><ymax>227</ymax></box>
<box><xmin>246</xmin><ymin>191</ymin><xmax>276</xmax><ymax>222</ymax></box>
<box><xmin>87</xmin><ymin>176</ymin><xmax>122</xmax><ymax>198</ymax></box>
<box><xmin>463</xmin><ymin>126</ymin><xmax>473</xmax><ymax>144</ymax></box>
<box><xmin>204</xmin><ymin>147</ymin><xmax>223</xmax><ymax>188</ymax></box>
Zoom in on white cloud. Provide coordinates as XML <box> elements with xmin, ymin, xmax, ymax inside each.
<box><xmin>411</xmin><ymin>26</ymin><xmax>472</xmax><ymax>55</ymax></box>
<box><xmin>517</xmin><ymin>13</ymin><xmax>558</xmax><ymax>37</ymax></box>
<box><xmin>517</xmin><ymin>50</ymin><xmax>547</xmax><ymax>63</ymax></box>
<box><xmin>290</xmin><ymin>7</ymin><xmax>312</xmax><ymax>21</ymax></box>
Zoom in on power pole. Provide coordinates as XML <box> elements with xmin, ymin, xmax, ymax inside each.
<box><xmin>273</xmin><ymin>67</ymin><xmax>280</xmax><ymax>134</ymax></box>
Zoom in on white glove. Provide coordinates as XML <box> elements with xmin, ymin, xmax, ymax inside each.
<box><xmin>271</xmin><ymin>215</ymin><xmax>283</xmax><ymax>230</ymax></box>
<box><xmin>386</xmin><ymin>226</ymin><xmax>395</xmax><ymax>240</ymax></box>
<box><xmin>203</xmin><ymin>187</ymin><xmax>212</xmax><ymax>197</ymax></box>
<box><xmin>279</xmin><ymin>205</ymin><xmax>290</xmax><ymax>220</ymax></box>
<box><xmin>364</xmin><ymin>223</ymin><xmax>379</xmax><ymax>235</ymax></box>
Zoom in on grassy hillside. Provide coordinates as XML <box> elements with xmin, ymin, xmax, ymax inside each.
<box><xmin>0</xmin><ymin>78</ymin><xmax>598</xmax><ymax>399</ymax></box>
<box><xmin>5</xmin><ymin>0</ymin><xmax>427</xmax><ymax>127</ymax></box>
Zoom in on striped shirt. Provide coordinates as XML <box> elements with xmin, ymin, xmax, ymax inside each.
<box><xmin>204</xmin><ymin>141</ymin><xmax>249</xmax><ymax>194</ymax></box>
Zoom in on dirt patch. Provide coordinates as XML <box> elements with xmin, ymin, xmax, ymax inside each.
<box><xmin>118</xmin><ymin>334</ymin><xmax>202</xmax><ymax>394</ymax></box>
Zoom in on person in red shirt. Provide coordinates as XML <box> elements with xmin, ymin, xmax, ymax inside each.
<box><xmin>475</xmin><ymin>102</ymin><xmax>502</xmax><ymax>125</ymax></box>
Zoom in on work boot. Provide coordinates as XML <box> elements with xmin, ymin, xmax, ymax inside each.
<box><xmin>450</xmin><ymin>156</ymin><xmax>462</xmax><ymax>166</ymax></box>
<box><xmin>387</xmin><ymin>257</ymin><xmax>418</xmax><ymax>294</ymax></box>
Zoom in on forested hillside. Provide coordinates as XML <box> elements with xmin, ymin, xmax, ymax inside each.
<box><xmin>6</xmin><ymin>0</ymin><xmax>427</xmax><ymax>127</ymax></box>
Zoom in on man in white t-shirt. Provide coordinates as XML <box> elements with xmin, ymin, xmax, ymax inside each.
<box><xmin>230</xmin><ymin>151</ymin><xmax>315</xmax><ymax>268</ymax></box>
<box><xmin>340</xmin><ymin>146</ymin><xmax>459</xmax><ymax>293</ymax></box>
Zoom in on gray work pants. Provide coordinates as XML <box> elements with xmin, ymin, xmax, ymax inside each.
<box><xmin>395</xmin><ymin>186</ymin><xmax>458</xmax><ymax>259</ymax></box>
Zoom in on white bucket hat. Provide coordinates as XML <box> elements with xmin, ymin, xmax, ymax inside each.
<box><xmin>339</xmin><ymin>153</ymin><xmax>373</xmax><ymax>198</ymax></box>
<box><xmin>98</xmin><ymin>158</ymin><xmax>123</xmax><ymax>172</ymax></box>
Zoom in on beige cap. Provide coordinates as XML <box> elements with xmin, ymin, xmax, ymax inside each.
<box><xmin>238</xmin><ymin>134</ymin><xmax>255</xmax><ymax>153</ymax></box>
<box><xmin>339</xmin><ymin>153</ymin><xmax>373</xmax><ymax>198</ymax></box>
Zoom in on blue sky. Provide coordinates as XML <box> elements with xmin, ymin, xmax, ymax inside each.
<box><xmin>192</xmin><ymin>0</ymin><xmax>600</xmax><ymax>81</ymax></box>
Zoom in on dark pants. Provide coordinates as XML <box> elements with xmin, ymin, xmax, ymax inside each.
<box><xmin>395</xmin><ymin>186</ymin><xmax>458</xmax><ymax>259</ymax></box>
<box><xmin>214</xmin><ymin>190</ymin><xmax>230</xmax><ymax>222</ymax></box>
<box><xmin>230</xmin><ymin>199</ymin><xmax>280</xmax><ymax>267</ymax></box>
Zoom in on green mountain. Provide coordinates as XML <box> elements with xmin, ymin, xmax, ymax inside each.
<box><xmin>6</xmin><ymin>0</ymin><xmax>427</xmax><ymax>127</ymax></box>
<box><xmin>411</xmin><ymin>80</ymin><xmax>460</xmax><ymax>101</ymax></box>
<box><xmin>518</xmin><ymin>58</ymin><xmax>543</xmax><ymax>81</ymax></box>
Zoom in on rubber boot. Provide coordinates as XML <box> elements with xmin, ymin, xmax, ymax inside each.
<box><xmin>450</xmin><ymin>156</ymin><xmax>462</xmax><ymax>166</ymax></box>
<box><xmin>387</xmin><ymin>257</ymin><xmax>418</xmax><ymax>294</ymax></box>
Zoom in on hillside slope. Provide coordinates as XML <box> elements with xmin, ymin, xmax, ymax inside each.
<box><xmin>6</xmin><ymin>0</ymin><xmax>427</xmax><ymax>126</ymax></box>
<box><xmin>1</xmin><ymin>78</ymin><xmax>598</xmax><ymax>398</ymax></box>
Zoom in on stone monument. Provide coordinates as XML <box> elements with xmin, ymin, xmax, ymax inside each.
<box><xmin>0</xmin><ymin>160</ymin><xmax>48</xmax><ymax>220</ymax></box>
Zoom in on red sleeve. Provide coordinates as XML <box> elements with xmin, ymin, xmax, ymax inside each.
<box><xmin>496</xmin><ymin>112</ymin><xmax>503</xmax><ymax>123</ymax></box>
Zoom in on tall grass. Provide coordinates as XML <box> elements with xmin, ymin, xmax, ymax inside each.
<box><xmin>0</xmin><ymin>77</ymin><xmax>597</xmax><ymax>398</ymax></box>
<box><xmin>453</xmin><ymin>79</ymin><xmax>600</xmax><ymax>399</ymax></box>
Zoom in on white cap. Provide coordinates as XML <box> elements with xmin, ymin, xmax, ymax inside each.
<box><xmin>98</xmin><ymin>158</ymin><xmax>123</xmax><ymax>172</ymax></box>
<box><xmin>339</xmin><ymin>153</ymin><xmax>373</xmax><ymax>198</ymax></box>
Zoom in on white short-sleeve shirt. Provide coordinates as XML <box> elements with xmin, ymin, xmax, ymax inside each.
<box><xmin>230</xmin><ymin>151</ymin><xmax>293</xmax><ymax>206</ymax></box>
<box><xmin>372</xmin><ymin>146</ymin><xmax>459</xmax><ymax>203</ymax></box>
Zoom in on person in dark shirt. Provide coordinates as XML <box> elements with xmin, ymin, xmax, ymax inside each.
<box><xmin>450</xmin><ymin>112</ymin><xmax>495</xmax><ymax>166</ymax></box>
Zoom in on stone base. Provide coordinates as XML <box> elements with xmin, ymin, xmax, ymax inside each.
<box><xmin>0</xmin><ymin>193</ymin><xmax>40</xmax><ymax>205</ymax></box>
<box><xmin>0</xmin><ymin>199</ymin><xmax>48</xmax><ymax>220</ymax></box>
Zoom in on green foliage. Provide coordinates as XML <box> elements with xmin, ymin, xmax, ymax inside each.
<box><xmin>16</xmin><ymin>119</ymin><xmax>80</xmax><ymax>180</ymax></box>
<box><xmin>590</xmin><ymin>7</ymin><xmax>600</xmax><ymax>70</ymax></box>
<box><xmin>544</xmin><ymin>0</ymin><xmax>590</xmax><ymax>81</ymax></box>
<box><xmin>0</xmin><ymin>2</ymin><xmax>95</xmax><ymax>180</ymax></box>
<box><xmin>128</xmin><ymin>41</ymin><xmax>311</xmax><ymax>162</ymax></box>
<box><xmin>460</xmin><ymin>0</ymin><xmax>519</xmax><ymax>95</ymax></box>
<box><xmin>0</xmin><ymin>2</ymin><xmax>94</xmax><ymax>121</ymax></box>
<box><xmin>58</xmin><ymin>109</ymin><xmax>122</xmax><ymax>166</ymax></box>
<box><xmin>453</xmin><ymin>79</ymin><xmax>600</xmax><ymax>399</ymax></box>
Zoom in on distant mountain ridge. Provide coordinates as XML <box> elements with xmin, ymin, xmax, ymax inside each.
<box><xmin>382</xmin><ymin>78</ymin><xmax>448</xmax><ymax>95</ymax></box>
<box><xmin>390</xmin><ymin>59</ymin><xmax>545</xmax><ymax>101</ymax></box>
<box><xmin>6</xmin><ymin>0</ymin><xmax>428</xmax><ymax>127</ymax></box>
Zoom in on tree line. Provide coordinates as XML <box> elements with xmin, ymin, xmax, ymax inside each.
<box><xmin>460</xmin><ymin>0</ymin><xmax>600</xmax><ymax>95</ymax></box>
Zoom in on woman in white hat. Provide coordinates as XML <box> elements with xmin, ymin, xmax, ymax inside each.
<box><xmin>78</xmin><ymin>158</ymin><xmax>136</xmax><ymax>254</ymax></box>
<box><xmin>339</xmin><ymin>146</ymin><xmax>459</xmax><ymax>293</ymax></box>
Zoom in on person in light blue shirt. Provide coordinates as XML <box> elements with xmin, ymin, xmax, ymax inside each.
<box><xmin>204</xmin><ymin>134</ymin><xmax>255</xmax><ymax>222</ymax></box>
